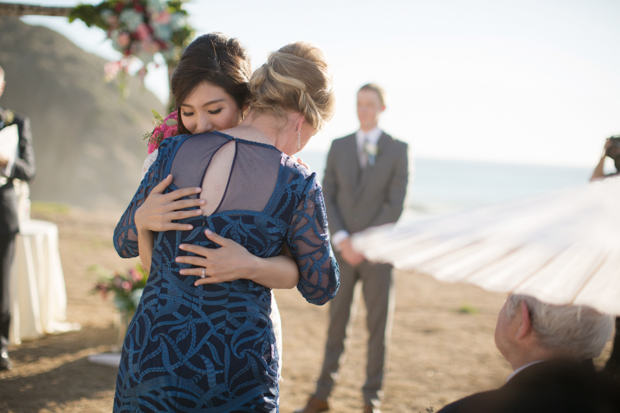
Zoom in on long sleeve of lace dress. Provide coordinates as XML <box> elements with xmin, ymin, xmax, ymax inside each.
<box><xmin>286</xmin><ymin>176</ymin><xmax>340</xmax><ymax>305</ymax></box>
<box><xmin>113</xmin><ymin>142</ymin><xmax>170</xmax><ymax>258</ymax></box>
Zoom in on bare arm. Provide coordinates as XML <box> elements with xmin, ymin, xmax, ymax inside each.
<box><xmin>591</xmin><ymin>139</ymin><xmax>613</xmax><ymax>182</ymax></box>
<box><xmin>137</xmin><ymin>228</ymin><xmax>155</xmax><ymax>271</ymax></box>
<box><xmin>591</xmin><ymin>154</ymin><xmax>607</xmax><ymax>181</ymax></box>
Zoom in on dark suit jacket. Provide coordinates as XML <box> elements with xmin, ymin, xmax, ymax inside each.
<box><xmin>438</xmin><ymin>359</ymin><xmax>620</xmax><ymax>413</ymax></box>
<box><xmin>0</xmin><ymin>107</ymin><xmax>35</xmax><ymax>234</ymax></box>
<box><xmin>322</xmin><ymin>132</ymin><xmax>408</xmax><ymax>236</ymax></box>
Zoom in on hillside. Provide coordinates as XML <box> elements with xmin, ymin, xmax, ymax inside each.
<box><xmin>0</xmin><ymin>17</ymin><xmax>165</xmax><ymax>209</ymax></box>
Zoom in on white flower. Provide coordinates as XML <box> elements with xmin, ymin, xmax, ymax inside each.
<box><xmin>147</xmin><ymin>0</ymin><xmax>166</xmax><ymax>13</ymax></box>
<box><xmin>169</xmin><ymin>12</ymin><xmax>187</xmax><ymax>31</ymax></box>
<box><xmin>364</xmin><ymin>142</ymin><xmax>379</xmax><ymax>157</ymax></box>
<box><xmin>100</xmin><ymin>9</ymin><xmax>114</xmax><ymax>21</ymax></box>
<box><xmin>152</xmin><ymin>22</ymin><xmax>172</xmax><ymax>41</ymax></box>
<box><xmin>161</xmin><ymin>48</ymin><xmax>177</xmax><ymax>62</ymax></box>
<box><xmin>119</xmin><ymin>9</ymin><xmax>144</xmax><ymax>32</ymax></box>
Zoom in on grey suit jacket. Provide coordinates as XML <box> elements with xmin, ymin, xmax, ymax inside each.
<box><xmin>322</xmin><ymin>132</ymin><xmax>408</xmax><ymax>236</ymax></box>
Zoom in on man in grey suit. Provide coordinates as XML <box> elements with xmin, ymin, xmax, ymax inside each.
<box><xmin>296</xmin><ymin>84</ymin><xmax>409</xmax><ymax>413</ymax></box>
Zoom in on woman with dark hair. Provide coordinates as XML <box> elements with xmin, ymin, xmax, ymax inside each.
<box><xmin>131</xmin><ymin>33</ymin><xmax>301</xmax><ymax>379</ymax></box>
<box><xmin>113</xmin><ymin>37</ymin><xmax>339</xmax><ymax>411</ymax></box>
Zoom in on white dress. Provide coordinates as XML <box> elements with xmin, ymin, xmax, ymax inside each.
<box><xmin>143</xmin><ymin>150</ymin><xmax>284</xmax><ymax>377</ymax></box>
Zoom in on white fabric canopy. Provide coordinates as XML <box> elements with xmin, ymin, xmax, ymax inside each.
<box><xmin>352</xmin><ymin>176</ymin><xmax>620</xmax><ymax>315</ymax></box>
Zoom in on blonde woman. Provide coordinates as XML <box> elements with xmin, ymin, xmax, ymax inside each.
<box><xmin>113</xmin><ymin>42</ymin><xmax>339</xmax><ymax>412</ymax></box>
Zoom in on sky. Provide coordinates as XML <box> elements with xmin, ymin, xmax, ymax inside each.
<box><xmin>9</xmin><ymin>0</ymin><xmax>620</xmax><ymax>167</ymax></box>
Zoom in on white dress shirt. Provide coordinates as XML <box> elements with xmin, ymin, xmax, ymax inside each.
<box><xmin>332</xmin><ymin>127</ymin><xmax>383</xmax><ymax>250</ymax></box>
<box><xmin>355</xmin><ymin>126</ymin><xmax>382</xmax><ymax>168</ymax></box>
<box><xmin>506</xmin><ymin>359</ymin><xmax>546</xmax><ymax>382</ymax></box>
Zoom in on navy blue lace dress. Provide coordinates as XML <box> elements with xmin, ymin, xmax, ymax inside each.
<box><xmin>112</xmin><ymin>132</ymin><xmax>339</xmax><ymax>412</ymax></box>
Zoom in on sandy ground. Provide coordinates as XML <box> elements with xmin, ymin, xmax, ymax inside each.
<box><xmin>0</xmin><ymin>206</ymin><xmax>611</xmax><ymax>413</ymax></box>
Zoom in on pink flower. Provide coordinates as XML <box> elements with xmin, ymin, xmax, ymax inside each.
<box><xmin>153</xmin><ymin>11</ymin><xmax>171</xmax><ymax>24</ymax></box>
<box><xmin>117</xmin><ymin>32</ymin><xmax>131</xmax><ymax>48</ymax></box>
<box><xmin>121</xmin><ymin>281</ymin><xmax>132</xmax><ymax>292</ymax></box>
<box><xmin>147</xmin><ymin>111</ymin><xmax>179</xmax><ymax>154</ymax></box>
<box><xmin>107</xmin><ymin>15</ymin><xmax>119</xmax><ymax>30</ymax></box>
<box><xmin>113</xmin><ymin>275</ymin><xmax>124</xmax><ymax>289</ymax></box>
<box><xmin>129</xmin><ymin>269</ymin><xmax>143</xmax><ymax>283</ymax></box>
<box><xmin>95</xmin><ymin>284</ymin><xmax>109</xmax><ymax>299</ymax></box>
<box><xmin>134</xmin><ymin>23</ymin><xmax>151</xmax><ymax>41</ymax></box>
<box><xmin>104</xmin><ymin>61</ymin><xmax>122</xmax><ymax>82</ymax></box>
<box><xmin>142</xmin><ymin>40</ymin><xmax>160</xmax><ymax>54</ymax></box>
<box><xmin>163</xmin><ymin>126</ymin><xmax>179</xmax><ymax>140</ymax></box>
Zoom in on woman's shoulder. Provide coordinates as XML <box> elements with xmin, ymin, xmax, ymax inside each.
<box><xmin>157</xmin><ymin>134</ymin><xmax>192</xmax><ymax>152</ymax></box>
<box><xmin>282</xmin><ymin>155</ymin><xmax>311</xmax><ymax>177</ymax></box>
<box><xmin>280</xmin><ymin>155</ymin><xmax>321</xmax><ymax>193</ymax></box>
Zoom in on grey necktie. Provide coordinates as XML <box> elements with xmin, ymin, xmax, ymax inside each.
<box><xmin>360</xmin><ymin>136</ymin><xmax>369</xmax><ymax>168</ymax></box>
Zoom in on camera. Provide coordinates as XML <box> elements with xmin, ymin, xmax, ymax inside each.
<box><xmin>606</xmin><ymin>135</ymin><xmax>620</xmax><ymax>159</ymax></box>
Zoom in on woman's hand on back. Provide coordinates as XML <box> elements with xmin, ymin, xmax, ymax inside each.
<box><xmin>296</xmin><ymin>157</ymin><xmax>309</xmax><ymax>170</ymax></box>
<box><xmin>135</xmin><ymin>174</ymin><xmax>206</xmax><ymax>233</ymax></box>
<box><xmin>176</xmin><ymin>229</ymin><xmax>260</xmax><ymax>285</ymax></box>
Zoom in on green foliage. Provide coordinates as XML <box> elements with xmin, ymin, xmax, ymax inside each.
<box><xmin>69</xmin><ymin>3</ymin><xmax>109</xmax><ymax>30</ymax></box>
<box><xmin>151</xmin><ymin>108</ymin><xmax>164</xmax><ymax>123</ymax></box>
<box><xmin>457</xmin><ymin>302</ymin><xmax>479</xmax><ymax>314</ymax></box>
<box><xmin>31</xmin><ymin>201</ymin><xmax>70</xmax><ymax>215</ymax></box>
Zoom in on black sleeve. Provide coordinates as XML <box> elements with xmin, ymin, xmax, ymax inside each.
<box><xmin>10</xmin><ymin>115</ymin><xmax>36</xmax><ymax>181</ymax></box>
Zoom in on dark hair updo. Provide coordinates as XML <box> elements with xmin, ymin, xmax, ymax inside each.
<box><xmin>171</xmin><ymin>33</ymin><xmax>252</xmax><ymax>134</ymax></box>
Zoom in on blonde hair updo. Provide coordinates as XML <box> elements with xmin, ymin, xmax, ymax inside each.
<box><xmin>249</xmin><ymin>42</ymin><xmax>335</xmax><ymax>132</ymax></box>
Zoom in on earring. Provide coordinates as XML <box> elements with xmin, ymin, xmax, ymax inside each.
<box><xmin>297</xmin><ymin>130</ymin><xmax>301</xmax><ymax>150</ymax></box>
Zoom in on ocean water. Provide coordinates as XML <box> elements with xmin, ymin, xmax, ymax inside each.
<box><xmin>296</xmin><ymin>150</ymin><xmax>592</xmax><ymax>217</ymax></box>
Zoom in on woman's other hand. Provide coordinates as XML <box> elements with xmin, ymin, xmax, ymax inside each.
<box><xmin>296</xmin><ymin>157</ymin><xmax>310</xmax><ymax>170</ymax></box>
<box><xmin>135</xmin><ymin>174</ymin><xmax>205</xmax><ymax>232</ymax></box>
<box><xmin>177</xmin><ymin>229</ymin><xmax>260</xmax><ymax>286</ymax></box>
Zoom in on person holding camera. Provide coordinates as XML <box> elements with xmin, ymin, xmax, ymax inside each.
<box><xmin>590</xmin><ymin>136</ymin><xmax>620</xmax><ymax>382</ymax></box>
<box><xmin>590</xmin><ymin>136</ymin><xmax>620</xmax><ymax>181</ymax></box>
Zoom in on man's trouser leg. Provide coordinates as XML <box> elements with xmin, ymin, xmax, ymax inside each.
<box><xmin>0</xmin><ymin>233</ymin><xmax>16</xmax><ymax>351</ymax></box>
<box><xmin>315</xmin><ymin>255</ymin><xmax>359</xmax><ymax>400</ymax></box>
<box><xmin>360</xmin><ymin>262</ymin><xmax>395</xmax><ymax>407</ymax></box>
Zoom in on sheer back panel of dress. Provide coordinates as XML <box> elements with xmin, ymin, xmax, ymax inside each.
<box><xmin>170</xmin><ymin>132</ymin><xmax>280</xmax><ymax>215</ymax></box>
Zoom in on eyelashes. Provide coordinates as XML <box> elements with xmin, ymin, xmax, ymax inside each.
<box><xmin>181</xmin><ymin>108</ymin><xmax>223</xmax><ymax>117</ymax></box>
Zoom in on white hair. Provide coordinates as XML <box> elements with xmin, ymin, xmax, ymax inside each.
<box><xmin>506</xmin><ymin>294</ymin><xmax>614</xmax><ymax>360</ymax></box>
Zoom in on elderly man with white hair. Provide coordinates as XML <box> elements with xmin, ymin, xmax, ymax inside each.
<box><xmin>438</xmin><ymin>294</ymin><xmax>620</xmax><ymax>413</ymax></box>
